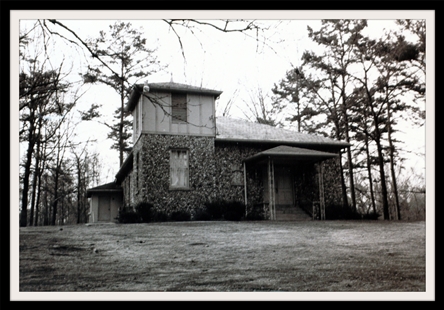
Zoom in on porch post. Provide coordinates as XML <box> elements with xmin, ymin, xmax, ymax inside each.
<box><xmin>243</xmin><ymin>161</ymin><xmax>248</xmax><ymax>216</ymax></box>
<box><xmin>318</xmin><ymin>162</ymin><xmax>326</xmax><ymax>220</ymax></box>
<box><xmin>268</xmin><ymin>156</ymin><xmax>276</xmax><ymax>220</ymax></box>
<box><xmin>272</xmin><ymin>159</ymin><xmax>275</xmax><ymax>220</ymax></box>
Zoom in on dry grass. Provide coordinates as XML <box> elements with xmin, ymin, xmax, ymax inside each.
<box><xmin>19</xmin><ymin>220</ymin><xmax>426</xmax><ymax>294</ymax></box>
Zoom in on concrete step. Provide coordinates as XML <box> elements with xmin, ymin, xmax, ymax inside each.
<box><xmin>275</xmin><ymin>205</ymin><xmax>312</xmax><ymax>221</ymax></box>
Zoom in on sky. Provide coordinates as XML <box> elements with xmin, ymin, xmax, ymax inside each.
<box><xmin>14</xmin><ymin>10</ymin><xmax>432</xmax><ymax>185</ymax></box>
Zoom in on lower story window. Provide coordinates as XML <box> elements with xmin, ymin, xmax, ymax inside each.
<box><xmin>170</xmin><ymin>149</ymin><xmax>189</xmax><ymax>189</ymax></box>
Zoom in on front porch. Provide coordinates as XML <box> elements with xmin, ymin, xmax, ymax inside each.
<box><xmin>243</xmin><ymin>145</ymin><xmax>339</xmax><ymax>221</ymax></box>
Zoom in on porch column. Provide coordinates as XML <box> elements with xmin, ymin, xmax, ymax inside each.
<box><xmin>243</xmin><ymin>161</ymin><xmax>248</xmax><ymax>216</ymax></box>
<box><xmin>318</xmin><ymin>162</ymin><xmax>326</xmax><ymax>220</ymax></box>
<box><xmin>268</xmin><ymin>157</ymin><xmax>276</xmax><ymax>220</ymax></box>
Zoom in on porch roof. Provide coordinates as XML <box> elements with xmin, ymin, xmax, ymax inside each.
<box><xmin>86</xmin><ymin>182</ymin><xmax>122</xmax><ymax>198</ymax></box>
<box><xmin>244</xmin><ymin>145</ymin><xmax>339</xmax><ymax>164</ymax></box>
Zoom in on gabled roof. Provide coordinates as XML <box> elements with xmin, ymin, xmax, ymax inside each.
<box><xmin>215</xmin><ymin>117</ymin><xmax>350</xmax><ymax>148</ymax></box>
<box><xmin>86</xmin><ymin>182</ymin><xmax>122</xmax><ymax>198</ymax></box>
<box><xmin>244</xmin><ymin>145</ymin><xmax>338</xmax><ymax>163</ymax></box>
<box><xmin>115</xmin><ymin>152</ymin><xmax>133</xmax><ymax>185</ymax></box>
<box><xmin>126</xmin><ymin>82</ymin><xmax>223</xmax><ymax>112</ymax></box>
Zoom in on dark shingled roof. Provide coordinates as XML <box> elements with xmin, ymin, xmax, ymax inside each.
<box><xmin>215</xmin><ymin>117</ymin><xmax>350</xmax><ymax>148</ymax></box>
<box><xmin>86</xmin><ymin>182</ymin><xmax>122</xmax><ymax>198</ymax></box>
<box><xmin>244</xmin><ymin>145</ymin><xmax>339</xmax><ymax>163</ymax></box>
<box><xmin>126</xmin><ymin>82</ymin><xmax>223</xmax><ymax>112</ymax></box>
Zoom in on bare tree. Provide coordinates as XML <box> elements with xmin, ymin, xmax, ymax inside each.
<box><xmin>242</xmin><ymin>85</ymin><xmax>280</xmax><ymax>126</ymax></box>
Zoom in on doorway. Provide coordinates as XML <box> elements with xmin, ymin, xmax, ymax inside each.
<box><xmin>98</xmin><ymin>195</ymin><xmax>111</xmax><ymax>221</ymax></box>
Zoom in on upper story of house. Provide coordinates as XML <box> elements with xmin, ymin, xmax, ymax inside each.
<box><xmin>126</xmin><ymin>82</ymin><xmax>223</xmax><ymax>143</ymax></box>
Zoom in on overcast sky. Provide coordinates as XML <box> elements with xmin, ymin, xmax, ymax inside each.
<box><xmin>14</xmin><ymin>10</ymin><xmax>433</xmax><ymax>184</ymax></box>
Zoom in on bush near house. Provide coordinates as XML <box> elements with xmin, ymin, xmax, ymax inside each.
<box><xmin>193</xmin><ymin>208</ymin><xmax>213</xmax><ymax>221</ymax></box>
<box><xmin>116</xmin><ymin>206</ymin><xmax>141</xmax><ymax>223</ymax></box>
<box><xmin>135</xmin><ymin>202</ymin><xmax>155</xmax><ymax>223</ymax></box>
<box><xmin>244</xmin><ymin>204</ymin><xmax>265</xmax><ymax>221</ymax></box>
<box><xmin>325</xmin><ymin>203</ymin><xmax>380</xmax><ymax>220</ymax></box>
<box><xmin>170</xmin><ymin>210</ymin><xmax>192</xmax><ymax>221</ymax></box>
<box><xmin>117</xmin><ymin>202</ymin><xmax>192</xmax><ymax>223</ymax></box>
<box><xmin>202</xmin><ymin>200</ymin><xmax>246</xmax><ymax>221</ymax></box>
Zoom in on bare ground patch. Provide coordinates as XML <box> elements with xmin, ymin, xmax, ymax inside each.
<box><xmin>18</xmin><ymin>221</ymin><xmax>426</xmax><ymax>292</ymax></box>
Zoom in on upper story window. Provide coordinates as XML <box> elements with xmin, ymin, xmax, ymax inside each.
<box><xmin>171</xmin><ymin>93</ymin><xmax>187</xmax><ymax>123</ymax></box>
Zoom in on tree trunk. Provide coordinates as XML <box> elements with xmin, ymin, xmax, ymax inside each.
<box><xmin>34</xmin><ymin>139</ymin><xmax>47</xmax><ymax>226</ymax></box>
<box><xmin>387</xmin><ymin>101</ymin><xmax>401</xmax><ymax>220</ymax></box>
<box><xmin>338</xmin><ymin>150</ymin><xmax>349</xmax><ymax>209</ymax></box>
<box><xmin>119</xmin><ymin>61</ymin><xmax>125</xmax><ymax>167</ymax></box>
<box><xmin>51</xmin><ymin>137</ymin><xmax>62</xmax><ymax>225</ymax></box>
<box><xmin>341</xmin><ymin>87</ymin><xmax>357</xmax><ymax>213</ymax></box>
<box><xmin>375</xmin><ymin>137</ymin><xmax>390</xmax><ymax>220</ymax></box>
<box><xmin>364</xmin><ymin>135</ymin><xmax>377</xmax><ymax>215</ymax></box>
<box><xmin>51</xmin><ymin>168</ymin><xmax>60</xmax><ymax>225</ymax></box>
<box><xmin>77</xmin><ymin>157</ymin><xmax>82</xmax><ymax>224</ymax></box>
<box><xmin>42</xmin><ymin>174</ymin><xmax>49</xmax><ymax>226</ymax></box>
<box><xmin>20</xmin><ymin>110</ymin><xmax>36</xmax><ymax>227</ymax></box>
<box><xmin>29</xmin><ymin>122</ymin><xmax>42</xmax><ymax>226</ymax></box>
<box><xmin>34</xmin><ymin>168</ymin><xmax>42</xmax><ymax>226</ymax></box>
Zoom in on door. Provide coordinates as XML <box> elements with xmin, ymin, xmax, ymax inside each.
<box><xmin>262</xmin><ymin>166</ymin><xmax>294</xmax><ymax>206</ymax></box>
<box><xmin>274</xmin><ymin>166</ymin><xmax>294</xmax><ymax>206</ymax></box>
<box><xmin>98</xmin><ymin>195</ymin><xmax>111</xmax><ymax>221</ymax></box>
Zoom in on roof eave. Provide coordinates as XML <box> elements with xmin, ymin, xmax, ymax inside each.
<box><xmin>215</xmin><ymin>137</ymin><xmax>350</xmax><ymax>149</ymax></box>
<box><xmin>127</xmin><ymin>83</ymin><xmax>223</xmax><ymax>112</ymax></box>
<box><xmin>86</xmin><ymin>188</ymin><xmax>123</xmax><ymax>198</ymax></box>
<box><xmin>115</xmin><ymin>152</ymin><xmax>134</xmax><ymax>184</ymax></box>
<box><xmin>244</xmin><ymin>153</ymin><xmax>338</xmax><ymax>164</ymax></box>
<box><xmin>126</xmin><ymin>84</ymin><xmax>143</xmax><ymax>112</ymax></box>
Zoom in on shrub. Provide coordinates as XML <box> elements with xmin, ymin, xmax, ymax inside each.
<box><xmin>151</xmin><ymin>210</ymin><xmax>169</xmax><ymax>222</ymax></box>
<box><xmin>116</xmin><ymin>207</ymin><xmax>140</xmax><ymax>224</ymax></box>
<box><xmin>203</xmin><ymin>200</ymin><xmax>246</xmax><ymax>221</ymax></box>
<box><xmin>193</xmin><ymin>208</ymin><xmax>212</xmax><ymax>221</ymax></box>
<box><xmin>204</xmin><ymin>200</ymin><xmax>225</xmax><ymax>220</ymax></box>
<box><xmin>224</xmin><ymin>201</ymin><xmax>245</xmax><ymax>221</ymax></box>
<box><xmin>325</xmin><ymin>203</ymin><xmax>377</xmax><ymax>220</ymax></box>
<box><xmin>244</xmin><ymin>204</ymin><xmax>265</xmax><ymax>221</ymax></box>
<box><xmin>135</xmin><ymin>202</ymin><xmax>155</xmax><ymax>223</ymax></box>
<box><xmin>170</xmin><ymin>210</ymin><xmax>191</xmax><ymax>222</ymax></box>
<box><xmin>362</xmin><ymin>212</ymin><xmax>380</xmax><ymax>220</ymax></box>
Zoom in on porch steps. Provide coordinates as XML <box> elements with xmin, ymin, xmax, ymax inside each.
<box><xmin>275</xmin><ymin>205</ymin><xmax>312</xmax><ymax>221</ymax></box>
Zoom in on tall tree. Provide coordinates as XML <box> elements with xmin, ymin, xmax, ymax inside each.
<box><xmin>303</xmin><ymin>19</ymin><xmax>369</xmax><ymax>213</ymax></box>
<box><xmin>350</xmin><ymin>29</ymin><xmax>424</xmax><ymax>220</ymax></box>
<box><xmin>19</xmin><ymin>67</ymin><xmax>72</xmax><ymax>226</ymax></box>
<box><xmin>82</xmin><ymin>21</ymin><xmax>160</xmax><ymax>167</ymax></box>
<box><xmin>272</xmin><ymin>66</ymin><xmax>320</xmax><ymax>132</ymax></box>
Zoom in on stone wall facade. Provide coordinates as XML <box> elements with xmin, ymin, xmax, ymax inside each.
<box><xmin>122</xmin><ymin>134</ymin><xmax>344</xmax><ymax>220</ymax></box>
<box><xmin>128</xmin><ymin>133</ymin><xmax>217</xmax><ymax>217</ymax></box>
<box><xmin>213</xmin><ymin>141</ymin><xmax>266</xmax><ymax>205</ymax></box>
<box><xmin>293</xmin><ymin>157</ymin><xmax>344</xmax><ymax>218</ymax></box>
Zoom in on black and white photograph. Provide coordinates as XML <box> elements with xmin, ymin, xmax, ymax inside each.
<box><xmin>10</xmin><ymin>9</ymin><xmax>434</xmax><ymax>301</ymax></box>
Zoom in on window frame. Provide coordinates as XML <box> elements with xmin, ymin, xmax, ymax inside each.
<box><xmin>169</xmin><ymin>148</ymin><xmax>191</xmax><ymax>190</ymax></box>
<box><xmin>171</xmin><ymin>92</ymin><xmax>188</xmax><ymax>124</ymax></box>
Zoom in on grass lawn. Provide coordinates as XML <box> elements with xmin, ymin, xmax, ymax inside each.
<box><xmin>15</xmin><ymin>220</ymin><xmax>430</xmax><ymax>300</ymax></box>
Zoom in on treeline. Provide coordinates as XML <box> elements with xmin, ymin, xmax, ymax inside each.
<box><xmin>19</xmin><ymin>23</ymin><xmax>103</xmax><ymax>227</ymax></box>
<box><xmin>271</xmin><ymin>20</ymin><xmax>426</xmax><ymax>220</ymax></box>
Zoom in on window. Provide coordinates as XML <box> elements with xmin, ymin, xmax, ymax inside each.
<box><xmin>170</xmin><ymin>149</ymin><xmax>189</xmax><ymax>189</ymax></box>
<box><xmin>171</xmin><ymin>93</ymin><xmax>187</xmax><ymax>123</ymax></box>
<box><xmin>136</xmin><ymin>152</ymin><xmax>139</xmax><ymax>191</ymax></box>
